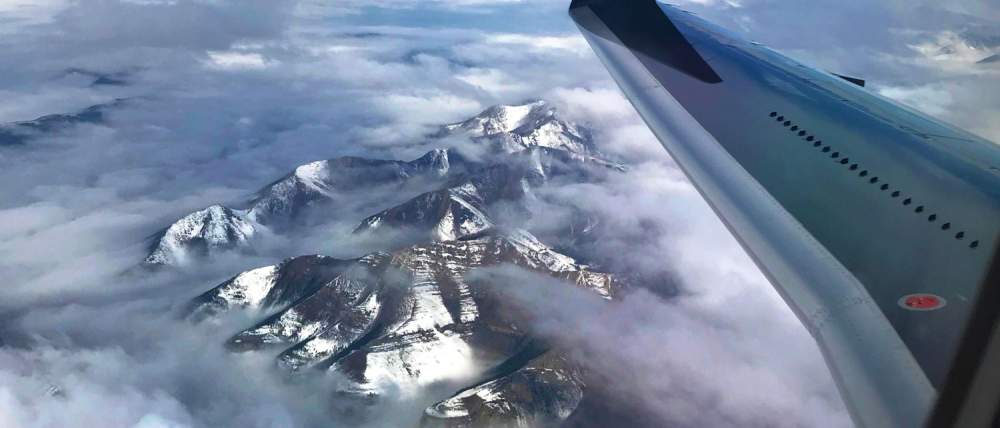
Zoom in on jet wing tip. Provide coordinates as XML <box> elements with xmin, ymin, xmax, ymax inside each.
<box><xmin>569</xmin><ymin>0</ymin><xmax>723</xmax><ymax>84</ymax></box>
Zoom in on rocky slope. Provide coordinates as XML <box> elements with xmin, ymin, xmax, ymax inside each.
<box><xmin>423</xmin><ymin>351</ymin><xmax>585</xmax><ymax>427</ymax></box>
<box><xmin>189</xmin><ymin>230</ymin><xmax>614</xmax><ymax>425</ymax></box>
<box><xmin>353</xmin><ymin>149</ymin><xmax>622</xmax><ymax>242</ymax></box>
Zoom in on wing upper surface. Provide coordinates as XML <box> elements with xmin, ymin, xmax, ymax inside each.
<box><xmin>571</xmin><ymin>1</ymin><xmax>1000</xmax><ymax>427</ymax></box>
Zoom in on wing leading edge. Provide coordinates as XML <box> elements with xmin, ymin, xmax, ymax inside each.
<box><xmin>570</xmin><ymin>1</ymin><xmax>1000</xmax><ymax>427</ymax></box>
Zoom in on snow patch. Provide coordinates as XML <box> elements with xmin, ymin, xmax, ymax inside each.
<box><xmin>144</xmin><ymin>205</ymin><xmax>256</xmax><ymax>265</ymax></box>
<box><xmin>216</xmin><ymin>265</ymin><xmax>279</xmax><ymax>308</ymax></box>
<box><xmin>238</xmin><ymin>308</ymin><xmax>323</xmax><ymax>345</ymax></box>
<box><xmin>361</xmin><ymin>329</ymin><xmax>476</xmax><ymax>396</ymax></box>
<box><xmin>506</xmin><ymin>229</ymin><xmax>578</xmax><ymax>272</ymax></box>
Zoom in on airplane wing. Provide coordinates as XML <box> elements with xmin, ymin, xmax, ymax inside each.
<box><xmin>569</xmin><ymin>1</ymin><xmax>1000</xmax><ymax>427</ymax></box>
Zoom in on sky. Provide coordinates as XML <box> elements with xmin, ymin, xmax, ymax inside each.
<box><xmin>0</xmin><ymin>0</ymin><xmax>996</xmax><ymax>427</ymax></box>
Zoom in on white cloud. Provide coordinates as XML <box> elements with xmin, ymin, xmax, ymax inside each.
<box><xmin>375</xmin><ymin>93</ymin><xmax>482</xmax><ymax>123</ymax></box>
<box><xmin>483</xmin><ymin>33</ymin><xmax>589</xmax><ymax>55</ymax></box>
<box><xmin>456</xmin><ymin>68</ymin><xmax>530</xmax><ymax>94</ymax></box>
<box><xmin>205</xmin><ymin>51</ymin><xmax>276</xmax><ymax>70</ymax></box>
<box><xmin>0</xmin><ymin>0</ymin><xmax>68</xmax><ymax>32</ymax></box>
<box><xmin>907</xmin><ymin>31</ymin><xmax>999</xmax><ymax>73</ymax></box>
<box><xmin>318</xmin><ymin>0</ymin><xmax>526</xmax><ymax>15</ymax></box>
<box><xmin>878</xmin><ymin>84</ymin><xmax>955</xmax><ymax>116</ymax></box>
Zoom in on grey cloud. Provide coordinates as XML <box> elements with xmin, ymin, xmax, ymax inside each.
<box><xmin>471</xmin><ymin>265</ymin><xmax>850</xmax><ymax>428</ymax></box>
<box><xmin>0</xmin><ymin>296</ymin><xmax>346</xmax><ymax>428</ymax></box>
<box><xmin>51</xmin><ymin>0</ymin><xmax>293</xmax><ymax>50</ymax></box>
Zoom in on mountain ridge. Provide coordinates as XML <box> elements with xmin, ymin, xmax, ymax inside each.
<box><xmin>145</xmin><ymin>101</ymin><xmax>621</xmax><ymax>268</ymax></box>
<box><xmin>0</xmin><ymin>99</ymin><xmax>127</xmax><ymax>146</ymax></box>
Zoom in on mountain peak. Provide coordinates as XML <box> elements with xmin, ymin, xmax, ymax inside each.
<box><xmin>412</xmin><ymin>147</ymin><xmax>452</xmax><ymax>174</ymax></box>
<box><xmin>441</xmin><ymin>100</ymin><xmax>595</xmax><ymax>155</ymax></box>
<box><xmin>444</xmin><ymin>100</ymin><xmax>550</xmax><ymax>136</ymax></box>
<box><xmin>292</xmin><ymin>160</ymin><xmax>331</xmax><ymax>183</ymax></box>
<box><xmin>144</xmin><ymin>204</ymin><xmax>254</xmax><ymax>266</ymax></box>
<box><xmin>476</xmin><ymin>100</ymin><xmax>551</xmax><ymax>135</ymax></box>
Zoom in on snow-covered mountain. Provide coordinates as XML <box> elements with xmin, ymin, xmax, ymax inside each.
<box><xmin>355</xmin><ymin>184</ymin><xmax>495</xmax><ymax>243</ymax></box>
<box><xmin>438</xmin><ymin>100</ymin><xmax>596</xmax><ymax>155</ymax></box>
<box><xmin>145</xmin><ymin>102</ymin><xmax>618</xmax><ymax>267</ymax></box>
<box><xmin>144</xmin><ymin>150</ymin><xmax>455</xmax><ymax>266</ymax></box>
<box><xmin>354</xmin><ymin>149</ymin><xmax>622</xmax><ymax>245</ymax></box>
<box><xmin>248</xmin><ymin>149</ymin><xmax>453</xmax><ymax>227</ymax></box>
<box><xmin>189</xmin><ymin>230</ymin><xmax>614</xmax><ymax>425</ymax></box>
<box><xmin>144</xmin><ymin>205</ymin><xmax>257</xmax><ymax>266</ymax></box>
<box><xmin>424</xmin><ymin>351</ymin><xmax>585</xmax><ymax>427</ymax></box>
<box><xmin>353</xmin><ymin>162</ymin><xmax>518</xmax><ymax>243</ymax></box>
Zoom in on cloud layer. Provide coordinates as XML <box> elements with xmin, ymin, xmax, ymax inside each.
<box><xmin>0</xmin><ymin>0</ymin><xmax>995</xmax><ymax>427</ymax></box>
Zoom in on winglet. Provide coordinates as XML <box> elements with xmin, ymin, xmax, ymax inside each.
<box><xmin>833</xmin><ymin>73</ymin><xmax>866</xmax><ymax>87</ymax></box>
<box><xmin>570</xmin><ymin>0</ymin><xmax>722</xmax><ymax>84</ymax></box>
